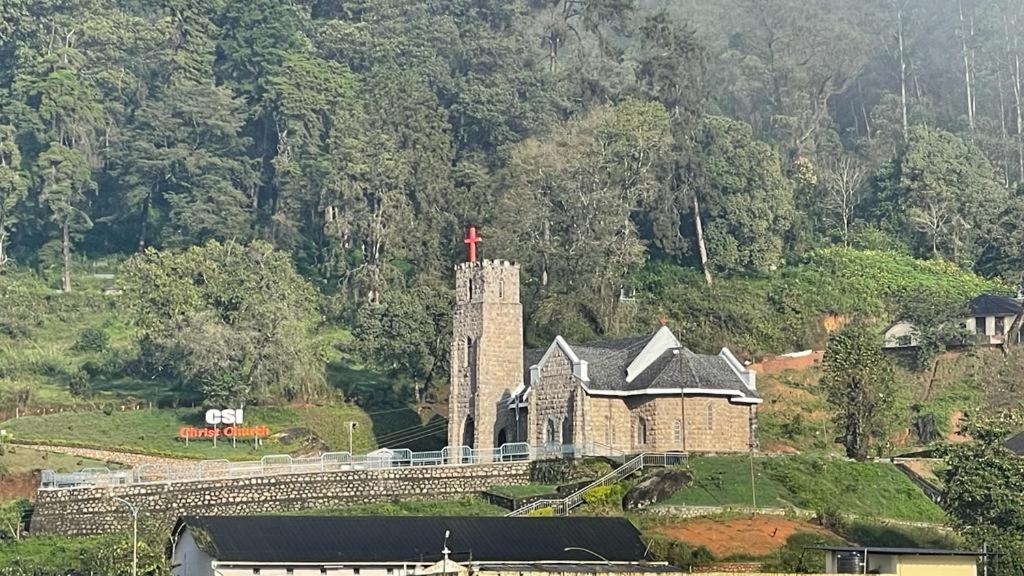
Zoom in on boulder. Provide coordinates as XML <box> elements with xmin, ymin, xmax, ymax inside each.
<box><xmin>623</xmin><ymin>468</ymin><xmax>693</xmax><ymax>510</ymax></box>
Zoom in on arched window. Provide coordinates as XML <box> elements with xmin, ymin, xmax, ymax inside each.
<box><xmin>464</xmin><ymin>337</ymin><xmax>472</xmax><ymax>369</ymax></box>
<box><xmin>468</xmin><ymin>278</ymin><xmax>473</xmax><ymax>301</ymax></box>
<box><xmin>561</xmin><ymin>416</ymin><xmax>573</xmax><ymax>445</ymax></box>
<box><xmin>672</xmin><ymin>418</ymin><xmax>682</xmax><ymax>443</ymax></box>
<box><xmin>498</xmin><ymin>279</ymin><xmax>505</xmax><ymax>300</ymax></box>
<box><xmin>706</xmin><ymin>404</ymin><xmax>714</xmax><ymax>431</ymax></box>
<box><xmin>637</xmin><ymin>417</ymin><xmax>648</xmax><ymax>445</ymax></box>
<box><xmin>546</xmin><ymin>418</ymin><xmax>557</xmax><ymax>444</ymax></box>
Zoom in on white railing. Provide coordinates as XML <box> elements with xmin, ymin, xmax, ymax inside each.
<box><xmin>505</xmin><ymin>451</ymin><xmax>687</xmax><ymax>517</ymax></box>
<box><xmin>40</xmin><ymin>442</ymin><xmax>567</xmax><ymax>490</ymax></box>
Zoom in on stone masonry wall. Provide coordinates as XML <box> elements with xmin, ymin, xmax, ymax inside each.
<box><xmin>682</xmin><ymin>397</ymin><xmax>752</xmax><ymax>452</ymax></box>
<box><xmin>31</xmin><ymin>461</ymin><xmax>531</xmax><ymax>536</ymax></box>
<box><xmin>530</xmin><ymin>349</ymin><xmax>575</xmax><ymax>445</ymax></box>
<box><xmin>449</xmin><ymin>260</ymin><xmax>523</xmax><ymax>450</ymax></box>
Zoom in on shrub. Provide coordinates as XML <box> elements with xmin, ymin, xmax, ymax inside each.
<box><xmin>67</xmin><ymin>370</ymin><xmax>92</xmax><ymax>397</ymax></box>
<box><xmin>644</xmin><ymin>534</ymin><xmax>715</xmax><ymax>570</ymax></box>
<box><xmin>72</xmin><ymin>328</ymin><xmax>109</xmax><ymax>352</ymax></box>
<box><xmin>582</xmin><ymin>484</ymin><xmax>625</xmax><ymax>509</ymax></box>
<box><xmin>761</xmin><ymin>531</ymin><xmax>845</xmax><ymax>573</ymax></box>
<box><xmin>526</xmin><ymin>506</ymin><xmax>555</xmax><ymax>516</ymax></box>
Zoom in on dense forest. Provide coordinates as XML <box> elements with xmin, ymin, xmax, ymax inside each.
<box><xmin>2</xmin><ymin>0</ymin><xmax>1024</xmax><ymax>402</ymax></box>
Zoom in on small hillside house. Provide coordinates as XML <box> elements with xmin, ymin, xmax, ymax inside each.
<box><xmin>883</xmin><ymin>294</ymin><xmax>1023</xmax><ymax>349</ymax></box>
<box><xmin>169</xmin><ymin>516</ymin><xmax>678</xmax><ymax>576</ymax></box>
<box><xmin>818</xmin><ymin>546</ymin><xmax>986</xmax><ymax>576</ymax></box>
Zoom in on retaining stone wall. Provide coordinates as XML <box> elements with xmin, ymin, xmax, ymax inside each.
<box><xmin>31</xmin><ymin>461</ymin><xmax>531</xmax><ymax>536</ymax></box>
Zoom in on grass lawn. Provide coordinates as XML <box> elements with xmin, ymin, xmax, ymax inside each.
<box><xmin>487</xmin><ymin>484</ymin><xmax>558</xmax><ymax>498</ymax></box>
<box><xmin>665</xmin><ymin>455</ymin><xmax>947</xmax><ymax>523</ymax></box>
<box><xmin>664</xmin><ymin>455</ymin><xmax>792</xmax><ymax>508</ymax></box>
<box><xmin>285</xmin><ymin>496</ymin><xmax>506</xmax><ymax>517</ymax></box>
<box><xmin>0</xmin><ymin>534</ymin><xmax>109</xmax><ymax>573</ymax></box>
<box><xmin>0</xmin><ymin>446</ymin><xmax>120</xmax><ymax>475</ymax></box>
<box><xmin>0</xmin><ymin>404</ymin><xmax>436</xmax><ymax>460</ymax></box>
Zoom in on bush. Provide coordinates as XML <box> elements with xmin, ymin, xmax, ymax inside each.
<box><xmin>644</xmin><ymin>534</ymin><xmax>715</xmax><ymax>570</ymax></box>
<box><xmin>582</xmin><ymin>484</ymin><xmax>625</xmax><ymax>509</ymax></box>
<box><xmin>73</xmin><ymin>328</ymin><xmax>109</xmax><ymax>352</ymax></box>
<box><xmin>67</xmin><ymin>370</ymin><xmax>92</xmax><ymax>397</ymax></box>
<box><xmin>761</xmin><ymin>531</ymin><xmax>845</xmax><ymax>573</ymax></box>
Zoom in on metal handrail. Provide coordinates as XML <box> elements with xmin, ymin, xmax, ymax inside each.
<box><xmin>40</xmin><ymin>442</ymin><xmax>555</xmax><ymax>490</ymax></box>
<box><xmin>505</xmin><ymin>451</ymin><xmax>687</xmax><ymax>517</ymax></box>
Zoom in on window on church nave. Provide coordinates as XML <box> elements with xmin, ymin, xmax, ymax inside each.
<box><xmin>672</xmin><ymin>418</ymin><xmax>681</xmax><ymax>442</ymax></box>
<box><xmin>705</xmin><ymin>404</ymin><xmax>714</xmax><ymax>431</ymax></box>
<box><xmin>637</xmin><ymin>417</ymin><xmax>648</xmax><ymax>445</ymax></box>
<box><xmin>546</xmin><ymin>418</ymin><xmax>557</xmax><ymax>444</ymax></box>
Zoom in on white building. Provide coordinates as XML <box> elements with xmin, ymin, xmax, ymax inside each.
<box><xmin>883</xmin><ymin>294</ymin><xmax>1023</xmax><ymax>349</ymax></box>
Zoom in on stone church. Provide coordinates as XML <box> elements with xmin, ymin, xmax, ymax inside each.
<box><xmin>447</xmin><ymin>256</ymin><xmax>761</xmax><ymax>456</ymax></box>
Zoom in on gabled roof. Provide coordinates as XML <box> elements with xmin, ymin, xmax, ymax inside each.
<box><xmin>519</xmin><ymin>327</ymin><xmax>759</xmax><ymax>404</ymax></box>
<box><xmin>969</xmin><ymin>294</ymin><xmax>1022</xmax><ymax>317</ymax></box>
<box><xmin>175</xmin><ymin>516</ymin><xmax>651</xmax><ymax>564</ymax></box>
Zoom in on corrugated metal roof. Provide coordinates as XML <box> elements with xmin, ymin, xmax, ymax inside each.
<box><xmin>178</xmin><ymin>516</ymin><xmax>650</xmax><ymax>564</ymax></box>
<box><xmin>813</xmin><ymin>546</ymin><xmax>986</xmax><ymax>556</ymax></box>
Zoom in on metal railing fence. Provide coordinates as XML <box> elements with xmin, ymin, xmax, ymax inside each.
<box><xmin>505</xmin><ymin>451</ymin><xmax>687</xmax><ymax>517</ymax></box>
<box><xmin>40</xmin><ymin>442</ymin><xmax>570</xmax><ymax>490</ymax></box>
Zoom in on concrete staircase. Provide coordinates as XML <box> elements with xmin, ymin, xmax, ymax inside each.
<box><xmin>505</xmin><ymin>452</ymin><xmax>686</xmax><ymax>516</ymax></box>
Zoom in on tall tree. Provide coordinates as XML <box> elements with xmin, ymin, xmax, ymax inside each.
<box><xmin>693</xmin><ymin>116</ymin><xmax>794</xmax><ymax>274</ymax></box>
<box><xmin>821</xmin><ymin>321</ymin><xmax>903</xmax><ymax>461</ymax></box>
<box><xmin>943</xmin><ymin>412</ymin><xmax>1024</xmax><ymax>575</ymax></box>
<box><xmin>36</xmin><ymin>143</ymin><xmax>93</xmax><ymax>292</ymax></box>
<box><xmin>0</xmin><ymin>125</ymin><xmax>25</xmax><ymax>267</ymax></box>
<box><xmin>122</xmin><ymin>240</ymin><xmax>325</xmax><ymax>404</ymax></box>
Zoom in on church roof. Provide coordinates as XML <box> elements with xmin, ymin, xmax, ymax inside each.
<box><xmin>520</xmin><ymin>327</ymin><xmax>759</xmax><ymax>403</ymax></box>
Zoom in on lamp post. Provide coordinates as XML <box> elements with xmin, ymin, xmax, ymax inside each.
<box><xmin>112</xmin><ymin>496</ymin><xmax>139</xmax><ymax>576</ymax></box>
<box><xmin>564</xmin><ymin>547</ymin><xmax>610</xmax><ymax>565</ymax></box>
<box><xmin>346</xmin><ymin>421</ymin><xmax>359</xmax><ymax>454</ymax></box>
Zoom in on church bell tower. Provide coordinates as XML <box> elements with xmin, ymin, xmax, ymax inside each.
<box><xmin>448</xmin><ymin>227</ymin><xmax>523</xmax><ymax>451</ymax></box>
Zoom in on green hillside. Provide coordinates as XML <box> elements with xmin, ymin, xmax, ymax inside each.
<box><xmin>666</xmin><ymin>455</ymin><xmax>947</xmax><ymax>523</ymax></box>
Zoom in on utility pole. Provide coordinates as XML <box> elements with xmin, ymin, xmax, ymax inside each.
<box><xmin>749</xmin><ymin>446</ymin><xmax>757</xmax><ymax>509</ymax></box>
<box><xmin>112</xmin><ymin>497</ymin><xmax>139</xmax><ymax>576</ymax></box>
<box><xmin>346</xmin><ymin>421</ymin><xmax>359</xmax><ymax>454</ymax></box>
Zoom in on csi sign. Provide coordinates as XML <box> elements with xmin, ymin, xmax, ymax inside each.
<box><xmin>205</xmin><ymin>408</ymin><xmax>244</xmax><ymax>425</ymax></box>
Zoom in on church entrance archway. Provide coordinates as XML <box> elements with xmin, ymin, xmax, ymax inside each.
<box><xmin>462</xmin><ymin>416</ymin><xmax>475</xmax><ymax>449</ymax></box>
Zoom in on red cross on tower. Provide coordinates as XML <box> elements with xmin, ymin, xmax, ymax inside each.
<box><xmin>464</xmin><ymin>225</ymin><xmax>481</xmax><ymax>262</ymax></box>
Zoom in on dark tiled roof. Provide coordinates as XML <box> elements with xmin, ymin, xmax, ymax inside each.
<box><xmin>177</xmin><ymin>516</ymin><xmax>649</xmax><ymax>564</ymax></box>
<box><xmin>969</xmin><ymin>294</ymin><xmax>1022</xmax><ymax>317</ymax></box>
<box><xmin>1004</xmin><ymin>431</ymin><xmax>1024</xmax><ymax>455</ymax></box>
<box><xmin>521</xmin><ymin>332</ymin><xmax>757</xmax><ymax>400</ymax></box>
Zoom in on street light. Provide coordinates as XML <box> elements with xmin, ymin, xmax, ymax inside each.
<box><xmin>112</xmin><ymin>496</ymin><xmax>139</xmax><ymax>576</ymax></box>
<box><xmin>564</xmin><ymin>547</ymin><xmax>610</xmax><ymax>565</ymax></box>
<box><xmin>346</xmin><ymin>421</ymin><xmax>359</xmax><ymax>454</ymax></box>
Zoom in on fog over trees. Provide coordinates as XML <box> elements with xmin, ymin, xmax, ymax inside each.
<box><xmin>2</xmin><ymin>0</ymin><xmax>1023</xmax><ymax>344</ymax></box>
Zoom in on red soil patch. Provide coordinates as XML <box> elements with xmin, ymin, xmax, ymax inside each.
<box><xmin>657</xmin><ymin>516</ymin><xmax>837</xmax><ymax>558</ymax></box>
<box><xmin>0</xmin><ymin>472</ymin><xmax>39</xmax><ymax>501</ymax></box>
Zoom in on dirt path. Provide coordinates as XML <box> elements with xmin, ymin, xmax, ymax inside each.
<box><xmin>19</xmin><ymin>443</ymin><xmax>193</xmax><ymax>469</ymax></box>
